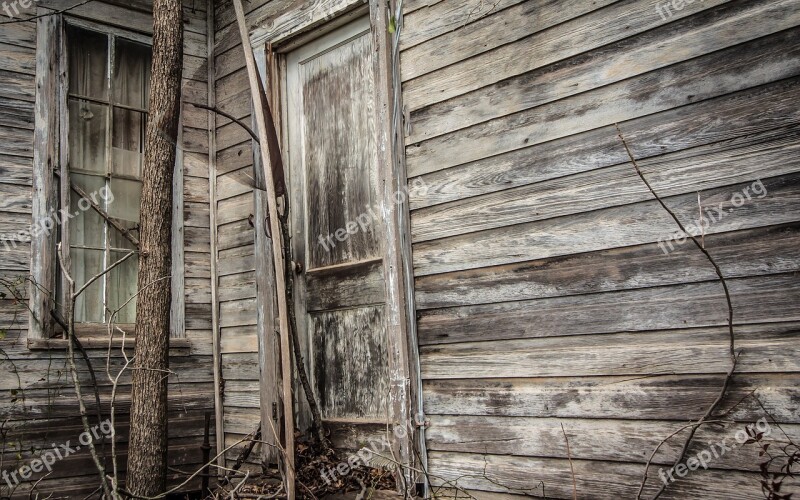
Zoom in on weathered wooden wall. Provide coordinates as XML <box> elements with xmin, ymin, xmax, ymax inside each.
<box><xmin>401</xmin><ymin>0</ymin><xmax>800</xmax><ymax>498</ymax></box>
<box><xmin>0</xmin><ymin>0</ymin><xmax>216</xmax><ymax>496</ymax></box>
<box><xmin>212</xmin><ymin>0</ymin><xmax>269</xmax><ymax>470</ymax></box>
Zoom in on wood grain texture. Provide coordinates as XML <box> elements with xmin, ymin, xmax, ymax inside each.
<box><xmin>407</xmin><ymin>0</ymin><xmax>800</xmax><ymax>142</ymax></box>
<box><xmin>426</xmin><ymin>451</ymin><xmax>799</xmax><ymax>499</ymax></box>
<box><xmin>408</xmin><ymin>80</ymin><xmax>800</xmax><ymax>209</ymax></box>
<box><xmin>422</xmin><ymin>373</ymin><xmax>800</xmax><ymax>421</ymax></box>
<box><xmin>413</xmin><ymin>173</ymin><xmax>800</xmax><ymax>275</ymax></box>
<box><xmin>412</xmin><ymin>127</ymin><xmax>800</xmax><ymax>241</ymax></box>
<box><xmin>312</xmin><ymin>305</ymin><xmax>389</xmax><ymax>419</ymax></box>
<box><xmin>418</xmin><ymin>273</ymin><xmax>800</xmax><ymax>345</ymax></box>
<box><xmin>415</xmin><ymin>222</ymin><xmax>800</xmax><ymax>309</ymax></box>
<box><xmin>427</xmin><ymin>416</ymin><xmax>800</xmax><ymax>471</ymax></box>
<box><xmin>406</xmin><ymin>27</ymin><xmax>800</xmax><ymax>176</ymax></box>
<box><xmin>419</xmin><ymin>322</ymin><xmax>800</xmax><ymax>378</ymax></box>
<box><xmin>402</xmin><ymin>0</ymin><xmax>730</xmax><ymax>110</ymax></box>
<box><xmin>399</xmin><ymin>0</ymin><xmax>528</xmax><ymax>53</ymax></box>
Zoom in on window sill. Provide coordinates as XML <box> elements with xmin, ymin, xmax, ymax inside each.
<box><xmin>28</xmin><ymin>337</ymin><xmax>192</xmax><ymax>351</ymax></box>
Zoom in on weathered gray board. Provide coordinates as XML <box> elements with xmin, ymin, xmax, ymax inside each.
<box><xmin>0</xmin><ymin>0</ymin><xmax>216</xmax><ymax>496</ymax></box>
<box><xmin>402</xmin><ymin>0</ymin><xmax>800</xmax><ymax>497</ymax></box>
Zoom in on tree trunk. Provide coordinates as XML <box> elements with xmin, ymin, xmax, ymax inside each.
<box><xmin>126</xmin><ymin>0</ymin><xmax>183</xmax><ymax>495</ymax></box>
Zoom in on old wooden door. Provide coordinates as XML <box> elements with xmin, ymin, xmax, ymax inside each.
<box><xmin>285</xmin><ymin>17</ymin><xmax>390</xmax><ymax>427</ymax></box>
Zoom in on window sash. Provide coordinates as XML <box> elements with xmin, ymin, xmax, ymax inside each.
<box><xmin>62</xmin><ymin>22</ymin><xmax>151</xmax><ymax>328</ymax></box>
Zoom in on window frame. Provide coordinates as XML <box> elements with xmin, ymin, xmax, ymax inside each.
<box><xmin>29</xmin><ymin>11</ymin><xmax>185</xmax><ymax>344</ymax></box>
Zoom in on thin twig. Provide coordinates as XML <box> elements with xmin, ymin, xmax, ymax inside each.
<box><xmin>561</xmin><ymin>424</ymin><xmax>577</xmax><ymax>500</ymax></box>
<box><xmin>616</xmin><ymin>124</ymin><xmax>740</xmax><ymax>500</ymax></box>
<box><xmin>75</xmin><ymin>251</ymin><xmax>135</xmax><ymax>299</ymax></box>
<box><xmin>56</xmin><ymin>244</ymin><xmax>113</xmax><ymax>498</ymax></box>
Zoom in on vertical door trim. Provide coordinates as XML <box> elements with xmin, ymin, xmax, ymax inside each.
<box><xmin>368</xmin><ymin>0</ymin><xmax>417</xmax><ymax>489</ymax></box>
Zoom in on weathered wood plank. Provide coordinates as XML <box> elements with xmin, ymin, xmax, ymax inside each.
<box><xmin>408</xmin><ymin>0</ymin><xmax>800</xmax><ymax>142</ymax></box>
<box><xmin>426</xmin><ymin>452</ymin><xmax>797</xmax><ymax>500</ymax></box>
<box><xmin>220</xmin><ymin>324</ymin><xmax>259</xmax><ymax>353</ymax></box>
<box><xmin>218</xmin><ymin>270</ymin><xmax>256</xmax><ymax>302</ymax></box>
<box><xmin>184</xmin><ymin>226</ymin><xmax>211</xmax><ymax>252</ymax></box>
<box><xmin>418</xmin><ymin>274</ymin><xmax>800</xmax><ymax>345</ymax></box>
<box><xmin>185</xmin><ymin>277</ymin><xmax>212</xmax><ymax>303</ymax></box>
<box><xmin>216</xmin><ymin>191</ymin><xmax>254</xmax><ymax>225</ymax></box>
<box><xmin>184</xmin><ymin>201</ymin><xmax>210</xmax><ymax>228</ymax></box>
<box><xmin>219</xmin><ymin>297</ymin><xmax>257</xmax><ymax>328</ymax></box>
<box><xmin>216</xmin><ymin>140</ymin><xmax>253</xmax><ymax>175</ymax></box>
<box><xmin>409</xmin><ymin>80</ymin><xmax>800</xmax><ymax>208</ymax></box>
<box><xmin>247</xmin><ymin>0</ymin><xmax>363</xmax><ymax>44</ymax></box>
<box><xmin>0</xmin><ymin>124</ymin><xmax>34</xmax><ymax>157</ymax></box>
<box><xmin>0</xmin><ymin>69</ymin><xmax>35</xmax><ymax>102</ymax></box>
<box><xmin>184</xmin><ymin>175</ymin><xmax>209</xmax><ymax>204</ymax></box>
<box><xmin>216</xmin><ymin>165</ymin><xmax>256</xmax><ymax>200</ymax></box>
<box><xmin>0</xmin><ymin>42</ymin><xmax>35</xmax><ymax>75</ymax></box>
<box><xmin>0</xmin><ymin>182</ymin><xmax>32</xmax><ymax>214</ymax></box>
<box><xmin>406</xmin><ymin>27</ymin><xmax>800</xmax><ymax>176</ymax></box>
<box><xmin>312</xmin><ymin>306</ymin><xmax>389</xmax><ymax>419</ymax></box>
<box><xmin>428</xmin><ymin>416</ymin><xmax>800</xmax><ymax>472</ymax></box>
<box><xmin>217</xmin><ymin>245</ymin><xmax>255</xmax><ymax>276</ymax></box>
<box><xmin>412</xmin><ymin>127</ymin><xmax>800</xmax><ymax>241</ymax></box>
<box><xmin>419</xmin><ymin>322</ymin><xmax>800</xmax><ymax>378</ymax></box>
<box><xmin>402</xmin><ymin>0</ymin><xmax>730</xmax><ymax>110</ymax></box>
<box><xmin>413</xmin><ymin>173</ymin><xmax>800</xmax><ymax>275</ymax></box>
<box><xmin>221</xmin><ymin>352</ymin><xmax>261</xmax><ymax>381</ymax></box>
<box><xmin>399</xmin><ymin>0</ymin><xmax>528</xmax><ymax>53</ymax></box>
<box><xmin>216</xmin><ymin>116</ymin><xmax>252</xmax><ymax>151</ymax></box>
<box><xmin>217</xmin><ymin>219</ymin><xmax>255</xmax><ymax>250</ymax></box>
<box><xmin>422</xmin><ymin>373</ymin><xmax>800</xmax><ymax>421</ymax></box>
<box><xmin>415</xmin><ymin>223</ymin><xmax>800</xmax><ymax>309</ymax></box>
<box><xmin>185</xmin><ymin>250</ymin><xmax>211</xmax><ymax>279</ymax></box>
<box><xmin>0</xmin><ymin>97</ymin><xmax>34</xmax><ymax>131</ymax></box>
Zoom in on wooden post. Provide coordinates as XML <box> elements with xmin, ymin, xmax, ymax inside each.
<box><xmin>230</xmin><ymin>1</ymin><xmax>296</xmax><ymax>497</ymax></box>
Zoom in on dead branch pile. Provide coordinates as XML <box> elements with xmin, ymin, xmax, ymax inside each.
<box><xmin>211</xmin><ymin>434</ymin><xmax>396</xmax><ymax>499</ymax></box>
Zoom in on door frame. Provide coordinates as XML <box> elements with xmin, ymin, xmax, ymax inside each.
<box><xmin>251</xmin><ymin>0</ymin><xmax>424</xmax><ymax>491</ymax></box>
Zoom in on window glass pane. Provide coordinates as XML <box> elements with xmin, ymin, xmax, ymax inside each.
<box><xmin>113</xmin><ymin>39</ymin><xmax>151</xmax><ymax>108</ymax></box>
<box><xmin>107</xmin><ymin>251</ymin><xmax>138</xmax><ymax>324</ymax></box>
<box><xmin>69</xmin><ymin>174</ymin><xmax>105</xmax><ymax>248</ymax></box>
<box><xmin>71</xmin><ymin>248</ymin><xmax>104</xmax><ymax>323</ymax></box>
<box><xmin>69</xmin><ymin>99</ymin><xmax>108</xmax><ymax>174</ymax></box>
<box><xmin>108</xmin><ymin>178</ymin><xmax>141</xmax><ymax>223</ymax></box>
<box><xmin>108</xmin><ymin>178</ymin><xmax>141</xmax><ymax>250</ymax></box>
<box><xmin>67</xmin><ymin>25</ymin><xmax>108</xmax><ymax>100</ymax></box>
<box><xmin>112</xmin><ymin>108</ymin><xmax>144</xmax><ymax>178</ymax></box>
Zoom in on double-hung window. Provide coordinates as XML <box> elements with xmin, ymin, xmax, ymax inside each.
<box><xmin>61</xmin><ymin>23</ymin><xmax>151</xmax><ymax>329</ymax></box>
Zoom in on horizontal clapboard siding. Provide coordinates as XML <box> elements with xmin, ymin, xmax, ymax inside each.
<box><xmin>402</xmin><ymin>0</ymin><xmax>800</xmax><ymax>497</ymax></box>
<box><xmin>0</xmin><ymin>2</ymin><xmax>215</xmax><ymax>497</ymax></box>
